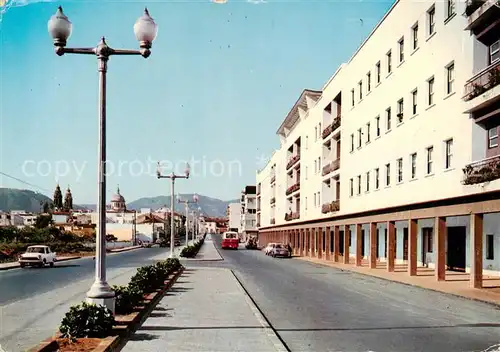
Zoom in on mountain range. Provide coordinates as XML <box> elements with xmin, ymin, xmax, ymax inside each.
<box><xmin>0</xmin><ymin>188</ymin><xmax>238</xmax><ymax>217</ymax></box>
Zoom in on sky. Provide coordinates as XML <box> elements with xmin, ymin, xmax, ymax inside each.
<box><xmin>0</xmin><ymin>0</ymin><xmax>394</xmax><ymax>204</ymax></box>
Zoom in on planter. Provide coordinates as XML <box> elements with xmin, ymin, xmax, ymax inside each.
<box><xmin>28</xmin><ymin>268</ymin><xmax>184</xmax><ymax>352</ymax></box>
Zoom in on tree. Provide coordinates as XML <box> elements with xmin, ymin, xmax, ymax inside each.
<box><xmin>34</xmin><ymin>214</ymin><xmax>53</xmax><ymax>229</ymax></box>
<box><xmin>43</xmin><ymin>201</ymin><xmax>50</xmax><ymax>214</ymax></box>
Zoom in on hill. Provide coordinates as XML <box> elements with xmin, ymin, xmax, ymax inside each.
<box><xmin>0</xmin><ymin>188</ymin><xmax>238</xmax><ymax>217</ymax></box>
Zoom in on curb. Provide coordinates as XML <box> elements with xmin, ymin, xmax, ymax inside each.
<box><xmin>0</xmin><ymin>256</ymin><xmax>81</xmax><ymax>271</ymax></box>
<box><xmin>108</xmin><ymin>245</ymin><xmax>142</xmax><ymax>253</ymax></box>
<box><xmin>230</xmin><ymin>270</ymin><xmax>290</xmax><ymax>352</ymax></box>
<box><xmin>295</xmin><ymin>257</ymin><xmax>500</xmax><ymax>309</ymax></box>
<box><xmin>28</xmin><ymin>267</ymin><xmax>185</xmax><ymax>352</ymax></box>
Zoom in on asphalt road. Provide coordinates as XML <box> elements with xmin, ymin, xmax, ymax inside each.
<box><xmin>199</xmin><ymin>235</ymin><xmax>500</xmax><ymax>352</ymax></box>
<box><xmin>0</xmin><ymin>247</ymin><xmax>167</xmax><ymax>305</ymax></box>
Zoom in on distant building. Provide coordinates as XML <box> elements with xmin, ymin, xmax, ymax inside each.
<box><xmin>239</xmin><ymin>185</ymin><xmax>257</xmax><ymax>241</ymax></box>
<box><xmin>227</xmin><ymin>203</ymin><xmax>241</xmax><ymax>232</ymax></box>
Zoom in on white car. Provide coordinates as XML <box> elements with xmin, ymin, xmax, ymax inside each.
<box><xmin>19</xmin><ymin>245</ymin><xmax>57</xmax><ymax>268</ymax></box>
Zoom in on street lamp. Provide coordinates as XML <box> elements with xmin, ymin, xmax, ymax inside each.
<box><xmin>48</xmin><ymin>6</ymin><xmax>158</xmax><ymax>314</ymax></box>
<box><xmin>177</xmin><ymin>193</ymin><xmax>199</xmax><ymax>246</ymax></box>
<box><xmin>157</xmin><ymin>162</ymin><xmax>191</xmax><ymax>258</ymax></box>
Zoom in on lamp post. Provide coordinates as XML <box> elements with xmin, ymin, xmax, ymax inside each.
<box><xmin>47</xmin><ymin>6</ymin><xmax>158</xmax><ymax>313</ymax></box>
<box><xmin>157</xmin><ymin>162</ymin><xmax>190</xmax><ymax>258</ymax></box>
<box><xmin>177</xmin><ymin>194</ymin><xmax>199</xmax><ymax>246</ymax></box>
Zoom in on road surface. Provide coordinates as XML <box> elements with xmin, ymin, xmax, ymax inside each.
<box><xmin>0</xmin><ymin>247</ymin><xmax>170</xmax><ymax>352</ymax></box>
<box><xmin>196</xmin><ymin>235</ymin><xmax>500</xmax><ymax>352</ymax></box>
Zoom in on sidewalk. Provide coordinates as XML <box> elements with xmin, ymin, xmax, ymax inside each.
<box><xmin>297</xmin><ymin>256</ymin><xmax>500</xmax><ymax>307</ymax></box>
<box><xmin>121</xmin><ymin>267</ymin><xmax>286</xmax><ymax>352</ymax></box>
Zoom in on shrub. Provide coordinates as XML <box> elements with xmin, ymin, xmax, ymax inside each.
<box><xmin>180</xmin><ymin>239</ymin><xmax>204</xmax><ymax>258</ymax></box>
<box><xmin>59</xmin><ymin>302</ymin><xmax>115</xmax><ymax>341</ymax></box>
<box><xmin>113</xmin><ymin>285</ymin><xmax>143</xmax><ymax>315</ymax></box>
<box><xmin>129</xmin><ymin>265</ymin><xmax>162</xmax><ymax>293</ymax></box>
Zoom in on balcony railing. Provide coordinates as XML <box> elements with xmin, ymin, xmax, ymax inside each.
<box><xmin>285</xmin><ymin>182</ymin><xmax>300</xmax><ymax>196</ymax></box>
<box><xmin>463</xmin><ymin>61</ymin><xmax>500</xmax><ymax>101</ymax></box>
<box><xmin>270</xmin><ymin>175</ymin><xmax>276</xmax><ymax>184</ymax></box>
<box><xmin>465</xmin><ymin>0</ymin><xmax>487</xmax><ymax>16</ymax></box>
<box><xmin>321</xmin><ymin>200</ymin><xmax>340</xmax><ymax>214</ymax></box>
<box><xmin>322</xmin><ymin>116</ymin><xmax>342</xmax><ymax>140</ymax></box>
<box><xmin>322</xmin><ymin>158</ymin><xmax>341</xmax><ymax>176</ymax></box>
<box><xmin>286</xmin><ymin>154</ymin><xmax>301</xmax><ymax>170</ymax></box>
<box><xmin>270</xmin><ymin>197</ymin><xmax>276</xmax><ymax>205</ymax></box>
<box><xmin>284</xmin><ymin>212</ymin><xmax>300</xmax><ymax>221</ymax></box>
<box><xmin>463</xmin><ymin>155</ymin><xmax>500</xmax><ymax>184</ymax></box>
<box><xmin>270</xmin><ymin>218</ymin><xmax>275</xmax><ymax>224</ymax></box>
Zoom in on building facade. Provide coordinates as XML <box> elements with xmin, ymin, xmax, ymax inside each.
<box><xmin>240</xmin><ymin>186</ymin><xmax>258</xmax><ymax>241</ymax></box>
<box><xmin>227</xmin><ymin>203</ymin><xmax>241</xmax><ymax>232</ymax></box>
<box><xmin>257</xmin><ymin>0</ymin><xmax>500</xmax><ymax>288</ymax></box>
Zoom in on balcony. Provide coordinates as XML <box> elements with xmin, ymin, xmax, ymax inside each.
<box><xmin>286</xmin><ymin>154</ymin><xmax>301</xmax><ymax>170</ymax></box>
<box><xmin>463</xmin><ymin>155</ymin><xmax>500</xmax><ymax>184</ymax></box>
<box><xmin>464</xmin><ymin>61</ymin><xmax>500</xmax><ymax>103</ymax></box>
<box><xmin>270</xmin><ymin>197</ymin><xmax>276</xmax><ymax>205</ymax></box>
<box><xmin>321</xmin><ymin>200</ymin><xmax>340</xmax><ymax>214</ymax></box>
<box><xmin>322</xmin><ymin>158</ymin><xmax>341</xmax><ymax>176</ymax></box>
<box><xmin>285</xmin><ymin>182</ymin><xmax>300</xmax><ymax>196</ymax></box>
<box><xmin>270</xmin><ymin>175</ymin><xmax>276</xmax><ymax>184</ymax></box>
<box><xmin>465</xmin><ymin>0</ymin><xmax>500</xmax><ymax>41</ymax></box>
<box><xmin>284</xmin><ymin>212</ymin><xmax>300</xmax><ymax>221</ymax></box>
<box><xmin>270</xmin><ymin>218</ymin><xmax>275</xmax><ymax>225</ymax></box>
<box><xmin>322</xmin><ymin>116</ymin><xmax>342</xmax><ymax>140</ymax></box>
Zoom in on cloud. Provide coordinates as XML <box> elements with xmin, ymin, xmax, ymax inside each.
<box><xmin>247</xmin><ymin>0</ymin><xmax>267</xmax><ymax>4</ymax></box>
<box><xmin>1</xmin><ymin>0</ymin><xmax>55</xmax><ymax>22</ymax></box>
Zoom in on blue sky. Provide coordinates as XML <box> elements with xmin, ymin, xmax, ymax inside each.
<box><xmin>0</xmin><ymin>0</ymin><xmax>393</xmax><ymax>204</ymax></box>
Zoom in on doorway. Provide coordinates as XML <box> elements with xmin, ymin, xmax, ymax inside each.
<box><xmin>447</xmin><ymin>226</ymin><xmax>466</xmax><ymax>272</ymax></box>
<box><xmin>339</xmin><ymin>230</ymin><xmax>344</xmax><ymax>255</ymax></box>
<box><xmin>361</xmin><ymin>229</ymin><xmax>365</xmax><ymax>257</ymax></box>
<box><xmin>384</xmin><ymin>229</ymin><xmax>387</xmax><ymax>257</ymax></box>
<box><xmin>422</xmin><ymin>227</ymin><xmax>433</xmax><ymax>267</ymax></box>
<box><xmin>403</xmin><ymin>228</ymin><xmax>408</xmax><ymax>261</ymax></box>
<box><xmin>376</xmin><ymin>228</ymin><xmax>380</xmax><ymax>258</ymax></box>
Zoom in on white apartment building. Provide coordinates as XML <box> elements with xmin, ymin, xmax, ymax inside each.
<box><xmin>257</xmin><ymin>0</ymin><xmax>500</xmax><ymax>287</ymax></box>
<box><xmin>227</xmin><ymin>203</ymin><xmax>241</xmax><ymax>232</ymax></box>
<box><xmin>240</xmin><ymin>186</ymin><xmax>258</xmax><ymax>241</ymax></box>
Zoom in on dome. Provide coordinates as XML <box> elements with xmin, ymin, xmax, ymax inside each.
<box><xmin>111</xmin><ymin>186</ymin><xmax>125</xmax><ymax>203</ymax></box>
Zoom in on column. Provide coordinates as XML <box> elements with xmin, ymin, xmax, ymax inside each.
<box><xmin>369</xmin><ymin>222</ymin><xmax>377</xmax><ymax>269</ymax></box>
<box><xmin>325</xmin><ymin>226</ymin><xmax>331</xmax><ymax>261</ymax></box>
<box><xmin>355</xmin><ymin>224</ymin><xmax>362</xmax><ymax>266</ymax></box>
<box><xmin>299</xmin><ymin>229</ymin><xmax>304</xmax><ymax>256</ymax></box>
<box><xmin>387</xmin><ymin>221</ymin><xmax>395</xmax><ymax>272</ymax></box>
<box><xmin>309</xmin><ymin>228</ymin><xmax>314</xmax><ymax>257</ymax></box>
<box><xmin>343</xmin><ymin>225</ymin><xmax>350</xmax><ymax>264</ymax></box>
<box><xmin>317</xmin><ymin>228</ymin><xmax>323</xmax><ymax>259</ymax></box>
<box><xmin>435</xmin><ymin>216</ymin><xmax>446</xmax><ymax>281</ymax></box>
<box><xmin>408</xmin><ymin>218</ymin><xmax>418</xmax><ymax>276</ymax></box>
<box><xmin>470</xmin><ymin>213</ymin><xmax>483</xmax><ymax>289</ymax></box>
<box><xmin>333</xmin><ymin>225</ymin><xmax>340</xmax><ymax>262</ymax></box>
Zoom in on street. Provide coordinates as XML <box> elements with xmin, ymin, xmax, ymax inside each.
<box><xmin>196</xmin><ymin>235</ymin><xmax>500</xmax><ymax>352</ymax></box>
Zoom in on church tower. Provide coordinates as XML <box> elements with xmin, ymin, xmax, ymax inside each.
<box><xmin>53</xmin><ymin>184</ymin><xmax>63</xmax><ymax>210</ymax></box>
<box><xmin>64</xmin><ymin>186</ymin><xmax>73</xmax><ymax>211</ymax></box>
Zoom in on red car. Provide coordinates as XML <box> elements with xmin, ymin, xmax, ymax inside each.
<box><xmin>221</xmin><ymin>232</ymin><xmax>239</xmax><ymax>249</ymax></box>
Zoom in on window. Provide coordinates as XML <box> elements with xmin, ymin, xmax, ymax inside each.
<box><xmin>488</xmin><ymin>127</ymin><xmax>498</xmax><ymax>148</ymax></box>
<box><xmin>426</xmin><ymin>146</ymin><xmax>433</xmax><ymax>174</ymax></box>
<box><xmin>305</xmin><ymin>166</ymin><xmax>308</xmax><ymax>180</ymax></box>
<box><xmin>351</xmin><ymin>89</ymin><xmax>355</xmax><ymax>107</ymax></box>
<box><xmin>305</xmin><ymin>136</ymin><xmax>308</xmax><ymax>149</ymax></box>
<box><xmin>318</xmin><ymin>157</ymin><xmax>321</xmax><ymax>171</ymax></box>
<box><xmin>367</xmin><ymin>72</ymin><xmax>371</xmax><ymax>91</ymax></box>
<box><xmin>445</xmin><ymin>139</ymin><xmax>453</xmax><ymax>169</ymax></box>
<box><xmin>486</xmin><ymin>234</ymin><xmax>494</xmax><ymax>260</ymax></box>
<box><xmin>387</xmin><ymin>50</ymin><xmax>392</xmax><ymax>73</ymax></box>
<box><xmin>491</xmin><ymin>41</ymin><xmax>500</xmax><ymax>64</ymax></box>
<box><xmin>412</xmin><ymin>89</ymin><xmax>418</xmax><ymax>115</ymax></box>
<box><xmin>447</xmin><ymin>0</ymin><xmax>455</xmax><ymax>18</ymax></box>
<box><xmin>385</xmin><ymin>163</ymin><xmax>391</xmax><ymax>186</ymax></box>
<box><xmin>397</xmin><ymin>158</ymin><xmax>403</xmax><ymax>183</ymax></box>
<box><xmin>357</xmin><ymin>128</ymin><xmax>362</xmax><ymax>148</ymax></box>
<box><xmin>411</xmin><ymin>153</ymin><xmax>417</xmax><ymax>179</ymax></box>
<box><xmin>376</xmin><ymin>116</ymin><xmax>381</xmax><ymax>136</ymax></box>
<box><xmin>314</xmin><ymin>193</ymin><xmax>316</xmax><ymax>207</ymax></box>
<box><xmin>305</xmin><ymin>197</ymin><xmax>308</xmax><ymax>210</ymax></box>
<box><xmin>318</xmin><ymin>123</ymin><xmax>322</xmax><ymax>138</ymax></box>
<box><xmin>357</xmin><ymin>175</ymin><xmax>361</xmax><ymax>195</ymax></box>
<box><xmin>398</xmin><ymin>38</ymin><xmax>404</xmax><ymax>62</ymax></box>
<box><xmin>366</xmin><ymin>171</ymin><xmax>370</xmax><ymax>192</ymax></box>
<box><xmin>375</xmin><ymin>168</ymin><xmax>380</xmax><ymax>189</ymax></box>
<box><xmin>349</xmin><ymin>178</ymin><xmax>354</xmax><ymax>196</ymax></box>
<box><xmin>397</xmin><ymin>99</ymin><xmax>404</xmax><ymax>123</ymax></box>
<box><xmin>427</xmin><ymin>6</ymin><xmax>435</xmax><ymax>36</ymax></box>
<box><xmin>366</xmin><ymin>122</ymin><xmax>371</xmax><ymax>143</ymax></box>
<box><xmin>350</xmin><ymin>134</ymin><xmax>354</xmax><ymax>152</ymax></box>
<box><xmin>386</xmin><ymin>107</ymin><xmax>392</xmax><ymax>130</ymax></box>
<box><xmin>376</xmin><ymin>61</ymin><xmax>381</xmax><ymax>83</ymax></box>
<box><xmin>359</xmin><ymin>81</ymin><xmax>363</xmax><ymax>100</ymax></box>
<box><xmin>314</xmin><ymin>127</ymin><xmax>318</xmax><ymax>141</ymax></box>
<box><xmin>412</xmin><ymin>23</ymin><xmax>418</xmax><ymax>49</ymax></box>
<box><xmin>446</xmin><ymin>63</ymin><xmax>455</xmax><ymax>94</ymax></box>
<box><xmin>428</xmin><ymin>77</ymin><xmax>435</xmax><ymax>105</ymax></box>
<box><xmin>314</xmin><ymin>160</ymin><xmax>317</xmax><ymax>173</ymax></box>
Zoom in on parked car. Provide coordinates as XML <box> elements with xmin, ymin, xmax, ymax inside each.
<box><xmin>221</xmin><ymin>231</ymin><xmax>239</xmax><ymax>249</ymax></box>
<box><xmin>269</xmin><ymin>243</ymin><xmax>290</xmax><ymax>258</ymax></box>
<box><xmin>264</xmin><ymin>243</ymin><xmax>276</xmax><ymax>255</ymax></box>
<box><xmin>19</xmin><ymin>245</ymin><xmax>57</xmax><ymax>268</ymax></box>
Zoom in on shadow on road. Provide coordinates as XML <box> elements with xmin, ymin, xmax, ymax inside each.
<box><xmin>128</xmin><ymin>333</ymin><xmax>160</xmax><ymax>341</ymax></box>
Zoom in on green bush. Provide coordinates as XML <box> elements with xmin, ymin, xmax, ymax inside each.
<box><xmin>59</xmin><ymin>302</ymin><xmax>115</xmax><ymax>341</ymax></box>
<box><xmin>129</xmin><ymin>265</ymin><xmax>163</xmax><ymax>293</ymax></box>
<box><xmin>113</xmin><ymin>285</ymin><xmax>144</xmax><ymax>315</ymax></box>
<box><xmin>180</xmin><ymin>239</ymin><xmax>204</xmax><ymax>258</ymax></box>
